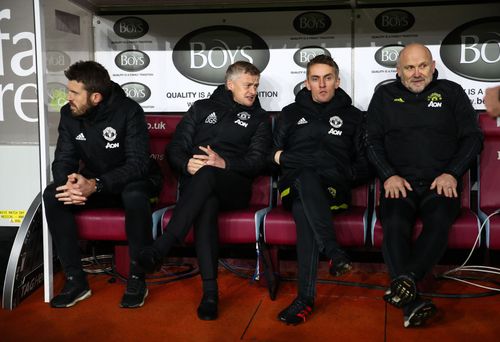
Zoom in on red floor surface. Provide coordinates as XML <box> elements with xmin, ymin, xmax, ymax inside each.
<box><xmin>1</xmin><ymin>260</ymin><xmax>499</xmax><ymax>341</ymax></box>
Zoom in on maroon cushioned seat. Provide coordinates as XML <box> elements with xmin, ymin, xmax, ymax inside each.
<box><xmin>74</xmin><ymin>114</ymin><xmax>182</xmax><ymax>277</ymax></box>
<box><xmin>371</xmin><ymin>172</ymin><xmax>480</xmax><ymax>249</ymax></box>
<box><xmin>478</xmin><ymin>114</ymin><xmax>500</xmax><ymax>249</ymax></box>
<box><xmin>263</xmin><ymin>184</ymin><xmax>370</xmax><ymax>247</ymax></box>
<box><xmin>161</xmin><ymin>175</ymin><xmax>272</xmax><ymax>245</ymax></box>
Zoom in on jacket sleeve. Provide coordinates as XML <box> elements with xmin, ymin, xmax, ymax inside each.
<box><xmin>99</xmin><ymin>104</ymin><xmax>150</xmax><ymax>193</ymax></box>
<box><xmin>167</xmin><ymin>105</ymin><xmax>198</xmax><ymax>176</ymax></box>
<box><xmin>51</xmin><ymin>112</ymin><xmax>80</xmax><ymax>186</ymax></box>
<box><xmin>224</xmin><ymin>114</ymin><xmax>272</xmax><ymax>177</ymax></box>
<box><xmin>366</xmin><ymin>90</ymin><xmax>398</xmax><ymax>182</ymax></box>
<box><xmin>443</xmin><ymin>85</ymin><xmax>483</xmax><ymax>179</ymax></box>
<box><xmin>350</xmin><ymin>111</ymin><xmax>375</xmax><ymax>186</ymax></box>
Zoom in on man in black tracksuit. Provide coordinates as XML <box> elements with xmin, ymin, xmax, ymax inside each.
<box><xmin>43</xmin><ymin>61</ymin><xmax>161</xmax><ymax>308</ymax></box>
<box><xmin>138</xmin><ymin>61</ymin><xmax>272</xmax><ymax>320</ymax></box>
<box><xmin>366</xmin><ymin>43</ymin><xmax>483</xmax><ymax>328</ymax></box>
<box><xmin>272</xmin><ymin>55</ymin><xmax>371</xmax><ymax>325</ymax></box>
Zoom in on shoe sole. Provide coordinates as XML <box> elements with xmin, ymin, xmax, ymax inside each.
<box><xmin>120</xmin><ymin>288</ymin><xmax>149</xmax><ymax>308</ymax></box>
<box><xmin>384</xmin><ymin>275</ymin><xmax>417</xmax><ymax>308</ymax></box>
<box><xmin>404</xmin><ymin>302</ymin><xmax>437</xmax><ymax>328</ymax></box>
<box><xmin>52</xmin><ymin>289</ymin><xmax>92</xmax><ymax>308</ymax></box>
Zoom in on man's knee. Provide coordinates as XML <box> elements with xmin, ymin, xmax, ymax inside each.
<box><xmin>43</xmin><ymin>183</ymin><xmax>59</xmax><ymax>207</ymax></box>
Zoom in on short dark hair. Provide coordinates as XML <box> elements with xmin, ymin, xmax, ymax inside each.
<box><xmin>225</xmin><ymin>61</ymin><xmax>261</xmax><ymax>83</ymax></box>
<box><xmin>64</xmin><ymin>61</ymin><xmax>112</xmax><ymax>97</ymax></box>
<box><xmin>306</xmin><ymin>54</ymin><xmax>339</xmax><ymax>78</ymax></box>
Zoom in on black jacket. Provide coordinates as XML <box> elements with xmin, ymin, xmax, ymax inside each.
<box><xmin>366</xmin><ymin>70</ymin><xmax>483</xmax><ymax>184</ymax></box>
<box><xmin>167</xmin><ymin>84</ymin><xmax>272</xmax><ymax>179</ymax></box>
<box><xmin>272</xmin><ymin>87</ymin><xmax>371</xmax><ymax>193</ymax></box>
<box><xmin>52</xmin><ymin>82</ymin><xmax>155</xmax><ymax>194</ymax></box>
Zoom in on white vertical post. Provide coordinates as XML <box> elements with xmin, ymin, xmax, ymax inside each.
<box><xmin>33</xmin><ymin>0</ymin><xmax>53</xmax><ymax>303</ymax></box>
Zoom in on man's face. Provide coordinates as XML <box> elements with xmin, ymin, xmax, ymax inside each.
<box><xmin>227</xmin><ymin>72</ymin><xmax>260</xmax><ymax>107</ymax></box>
<box><xmin>66</xmin><ymin>80</ymin><xmax>94</xmax><ymax>116</ymax></box>
<box><xmin>305</xmin><ymin>63</ymin><xmax>340</xmax><ymax>103</ymax></box>
<box><xmin>397</xmin><ymin>45</ymin><xmax>436</xmax><ymax>94</ymax></box>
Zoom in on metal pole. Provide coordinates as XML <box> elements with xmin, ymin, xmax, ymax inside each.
<box><xmin>33</xmin><ymin>0</ymin><xmax>53</xmax><ymax>303</ymax></box>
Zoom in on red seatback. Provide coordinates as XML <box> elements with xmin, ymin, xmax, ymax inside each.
<box><xmin>249</xmin><ymin>175</ymin><xmax>272</xmax><ymax>207</ymax></box>
<box><xmin>479</xmin><ymin>114</ymin><xmax>500</xmax><ymax>211</ymax></box>
<box><xmin>146</xmin><ymin>114</ymin><xmax>183</xmax><ymax>207</ymax></box>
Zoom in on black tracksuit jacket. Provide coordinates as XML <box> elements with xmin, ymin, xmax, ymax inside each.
<box><xmin>272</xmin><ymin>87</ymin><xmax>371</xmax><ymax>195</ymax></box>
<box><xmin>52</xmin><ymin>82</ymin><xmax>156</xmax><ymax>194</ymax></box>
<box><xmin>366</xmin><ymin>71</ymin><xmax>483</xmax><ymax>185</ymax></box>
<box><xmin>167</xmin><ymin>84</ymin><xmax>272</xmax><ymax>180</ymax></box>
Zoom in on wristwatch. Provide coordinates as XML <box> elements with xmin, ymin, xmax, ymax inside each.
<box><xmin>95</xmin><ymin>178</ymin><xmax>103</xmax><ymax>193</ymax></box>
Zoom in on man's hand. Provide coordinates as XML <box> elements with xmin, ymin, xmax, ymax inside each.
<box><xmin>430</xmin><ymin>173</ymin><xmax>458</xmax><ymax>198</ymax></box>
<box><xmin>55</xmin><ymin>173</ymin><xmax>96</xmax><ymax>205</ymax></box>
<box><xmin>198</xmin><ymin>145</ymin><xmax>226</xmax><ymax>169</ymax></box>
<box><xmin>274</xmin><ymin>150</ymin><xmax>283</xmax><ymax>165</ymax></box>
<box><xmin>187</xmin><ymin>156</ymin><xmax>208</xmax><ymax>175</ymax></box>
<box><xmin>383</xmin><ymin>175</ymin><xmax>413</xmax><ymax>199</ymax></box>
<box><xmin>484</xmin><ymin>85</ymin><xmax>500</xmax><ymax>118</ymax></box>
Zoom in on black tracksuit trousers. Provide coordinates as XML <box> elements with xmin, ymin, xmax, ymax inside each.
<box><xmin>285</xmin><ymin>169</ymin><xmax>348</xmax><ymax>303</ymax></box>
<box><xmin>153</xmin><ymin>166</ymin><xmax>252</xmax><ymax>285</ymax></box>
<box><xmin>43</xmin><ymin>179</ymin><xmax>159</xmax><ymax>278</ymax></box>
<box><xmin>380</xmin><ymin>185</ymin><xmax>460</xmax><ymax>281</ymax></box>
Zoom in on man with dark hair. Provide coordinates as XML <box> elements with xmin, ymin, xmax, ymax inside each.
<box><xmin>138</xmin><ymin>61</ymin><xmax>272</xmax><ymax>320</ymax></box>
<box><xmin>43</xmin><ymin>60</ymin><xmax>161</xmax><ymax>309</ymax></box>
<box><xmin>366</xmin><ymin>43</ymin><xmax>483</xmax><ymax>327</ymax></box>
<box><xmin>272</xmin><ymin>54</ymin><xmax>371</xmax><ymax>325</ymax></box>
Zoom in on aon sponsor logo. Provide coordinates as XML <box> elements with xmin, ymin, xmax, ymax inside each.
<box><xmin>235</xmin><ymin>119</ymin><xmax>248</xmax><ymax>127</ymax></box>
<box><xmin>328</xmin><ymin>128</ymin><xmax>342</xmax><ymax>136</ymax></box>
<box><xmin>106</xmin><ymin>142</ymin><xmax>120</xmax><ymax>149</ymax></box>
<box><xmin>428</xmin><ymin>101</ymin><xmax>442</xmax><ymax>108</ymax></box>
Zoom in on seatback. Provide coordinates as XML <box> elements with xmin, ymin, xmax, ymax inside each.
<box><xmin>479</xmin><ymin>114</ymin><xmax>500</xmax><ymax>212</ymax></box>
<box><xmin>146</xmin><ymin>114</ymin><xmax>183</xmax><ymax>208</ymax></box>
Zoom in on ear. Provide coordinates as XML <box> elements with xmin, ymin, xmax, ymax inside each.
<box><xmin>334</xmin><ymin>77</ymin><xmax>340</xmax><ymax>89</ymax></box>
<box><xmin>90</xmin><ymin>92</ymin><xmax>103</xmax><ymax>105</ymax></box>
<box><xmin>226</xmin><ymin>79</ymin><xmax>235</xmax><ymax>91</ymax></box>
<box><xmin>304</xmin><ymin>79</ymin><xmax>311</xmax><ymax>91</ymax></box>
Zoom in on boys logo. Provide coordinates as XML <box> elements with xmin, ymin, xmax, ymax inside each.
<box><xmin>427</xmin><ymin>92</ymin><xmax>443</xmax><ymax>108</ymax></box>
<box><xmin>237</xmin><ymin>111</ymin><xmax>251</xmax><ymax>121</ymax></box>
<box><xmin>173</xmin><ymin>25</ymin><xmax>270</xmax><ymax>85</ymax></box>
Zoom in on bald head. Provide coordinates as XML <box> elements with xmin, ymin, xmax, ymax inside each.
<box><xmin>397</xmin><ymin>43</ymin><xmax>436</xmax><ymax>93</ymax></box>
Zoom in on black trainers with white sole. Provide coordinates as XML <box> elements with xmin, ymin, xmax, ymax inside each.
<box><xmin>403</xmin><ymin>298</ymin><xmax>437</xmax><ymax>328</ymax></box>
<box><xmin>50</xmin><ymin>275</ymin><xmax>91</xmax><ymax>308</ymax></box>
<box><xmin>120</xmin><ymin>275</ymin><xmax>148</xmax><ymax>308</ymax></box>
<box><xmin>384</xmin><ymin>274</ymin><xmax>417</xmax><ymax>308</ymax></box>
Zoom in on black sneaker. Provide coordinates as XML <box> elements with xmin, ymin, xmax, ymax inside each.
<box><xmin>329</xmin><ymin>252</ymin><xmax>352</xmax><ymax>277</ymax></box>
<box><xmin>278</xmin><ymin>297</ymin><xmax>313</xmax><ymax>325</ymax></box>
<box><xmin>120</xmin><ymin>275</ymin><xmax>148</xmax><ymax>308</ymax></box>
<box><xmin>384</xmin><ymin>274</ymin><xmax>417</xmax><ymax>308</ymax></box>
<box><xmin>50</xmin><ymin>275</ymin><xmax>91</xmax><ymax>308</ymax></box>
<box><xmin>138</xmin><ymin>246</ymin><xmax>162</xmax><ymax>274</ymax></box>
<box><xmin>197</xmin><ymin>292</ymin><xmax>218</xmax><ymax>320</ymax></box>
<box><xmin>403</xmin><ymin>298</ymin><xmax>437</xmax><ymax>328</ymax></box>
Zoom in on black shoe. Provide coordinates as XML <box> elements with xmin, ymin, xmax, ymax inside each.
<box><xmin>329</xmin><ymin>252</ymin><xmax>352</xmax><ymax>277</ymax></box>
<box><xmin>278</xmin><ymin>297</ymin><xmax>313</xmax><ymax>325</ymax></box>
<box><xmin>197</xmin><ymin>292</ymin><xmax>218</xmax><ymax>320</ymax></box>
<box><xmin>384</xmin><ymin>274</ymin><xmax>417</xmax><ymax>308</ymax></box>
<box><xmin>403</xmin><ymin>298</ymin><xmax>437</xmax><ymax>328</ymax></box>
<box><xmin>120</xmin><ymin>275</ymin><xmax>148</xmax><ymax>308</ymax></box>
<box><xmin>138</xmin><ymin>246</ymin><xmax>162</xmax><ymax>274</ymax></box>
<box><xmin>50</xmin><ymin>275</ymin><xmax>91</xmax><ymax>308</ymax></box>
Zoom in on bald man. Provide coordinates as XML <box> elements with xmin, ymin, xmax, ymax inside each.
<box><xmin>366</xmin><ymin>43</ymin><xmax>483</xmax><ymax>328</ymax></box>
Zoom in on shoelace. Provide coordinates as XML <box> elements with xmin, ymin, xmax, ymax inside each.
<box><xmin>288</xmin><ymin>300</ymin><xmax>312</xmax><ymax>321</ymax></box>
<box><xmin>126</xmin><ymin>276</ymin><xmax>142</xmax><ymax>293</ymax></box>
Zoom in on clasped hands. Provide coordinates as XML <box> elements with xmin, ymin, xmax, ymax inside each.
<box><xmin>55</xmin><ymin>173</ymin><xmax>96</xmax><ymax>205</ymax></box>
<box><xmin>187</xmin><ymin>145</ymin><xmax>226</xmax><ymax>175</ymax></box>
<box><xmin>384</xmin><ymin>173</ymin><xmax>458</xmax><ymax>199</ymax></box>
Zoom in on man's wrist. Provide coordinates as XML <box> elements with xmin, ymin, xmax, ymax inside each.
<box><xmin>94</xmin><ymin>178</ymin><xmax>103</xmax><ymax>193</ymax></box>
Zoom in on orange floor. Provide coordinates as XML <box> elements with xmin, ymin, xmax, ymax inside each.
<box><xmin>1</xmin><ymin>259</ymin><xmax>499</xmax><ymax>341</ymax></box>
